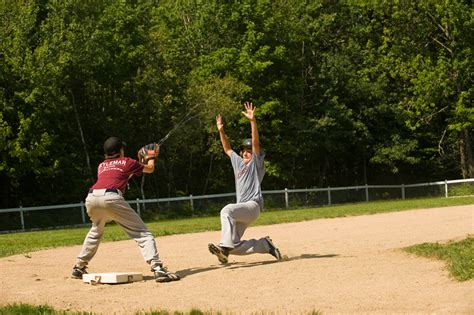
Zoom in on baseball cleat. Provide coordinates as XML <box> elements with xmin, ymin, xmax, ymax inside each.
<box><xmin>154</xmin><ymin>266</ymin><xmax>180</xmax><ymax>283</ymax></box>
<box><xmin>264</xmin><ymin>236</ymin><xmax>283</xmax><ymax>260</ymax></box>
<box><xmin>208</xmin><ymin>243</ymin><xmax>229</xmax><ymax>264</ymax></box>
<box><xmin>71</xmin><ymin>265</ymin><xmax>88</xmax><ymax>279</ymax></box>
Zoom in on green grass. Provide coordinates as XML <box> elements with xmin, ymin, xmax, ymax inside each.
<box><xmin>0</xmin><ymin>303</ymin><xmax>95</xmax><ymax>315</ymax></box>
<box><xmin>0</xmin><ymin>197</ymin><xmax>474</xmax><ymax>257</ymax></box>
<box><xmin>0</xmin><ymin>196</ymin><xmax>473</xmax><ymax>258</ymax></box>
<box><xmin>404</xmin><ymin>237</ymin><xmax>474</xmax><ymax>281</ymax></box>
<box><xmin>0</xmin><ymin>303</ymin><xmax>57</xmax><ymax>315</ymax></box>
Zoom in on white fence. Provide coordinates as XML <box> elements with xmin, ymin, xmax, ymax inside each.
<box><xmin>0</xmin><ymin>178</ymin><xmax>473</xmax><ymax>232</ymax></box>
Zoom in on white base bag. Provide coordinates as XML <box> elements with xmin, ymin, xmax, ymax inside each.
<box><xmin>82</xmin><ymin>272</ymin><xmax>143</xmax><ymax>284</ymax></box>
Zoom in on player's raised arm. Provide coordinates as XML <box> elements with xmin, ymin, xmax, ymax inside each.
<box><xmin>216</xmin><ymin>114</ymin><xmax>233</xmax><ymax>157</ymax></box>
<box><xmin>208</xmin><ymin>103</ymin><xmax>282</xmax><ymax>266</ymax></box>
<box><xmin>242</xmin><ymin>102</ymin><xmax>260</xmax><ymax>156</ymax></box>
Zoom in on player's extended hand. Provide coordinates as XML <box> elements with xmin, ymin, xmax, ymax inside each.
<box><xmin>242</xmin><ymin>102</ymin><xmax>255</xmax><ymax>121</ymax></box>
<box><xmin>216</xmin><ymin>114</ymin><xmax>224</xmax><ymax>131</ymax></box>
<box><xmin>138</xmin><ymin>143</ymin><xmax>160</xmax><ymax>164</ymax></box>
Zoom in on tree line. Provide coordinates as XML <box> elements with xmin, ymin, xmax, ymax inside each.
<box><xmin>1</xmin><ymin>0</ymin><xmax>472</xmax><ymax>208</ymax></box>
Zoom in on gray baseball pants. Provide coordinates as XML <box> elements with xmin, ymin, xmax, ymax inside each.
<box><xmin>219</xmin><ymin>200</ymin><xmax>271</xmax><ymax>255</ymax></box>
<box><xmin>76</xmin><ymin>189</ymin><xmax>162</xmax><ymax>270</ymax></box>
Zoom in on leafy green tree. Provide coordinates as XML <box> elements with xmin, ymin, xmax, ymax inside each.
<box><xmin>367</xmin><ymin>1</ymin><xmax>474</xmax><ymax>179</ymax></box>
<box><xmin>1</xmin><ymin>0</ymin><xmax>471</xmax><ymax>212</ymax></box>
<box><xmin>0</xmin><ymin>1</ymin><xmax>61</xmax><ymax>207</ymax></box>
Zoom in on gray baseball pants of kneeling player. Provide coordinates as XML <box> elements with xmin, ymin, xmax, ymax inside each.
<box><xmin>76</xmin><ymin>189</ymin><xmax>162</xmax><ymax>269</ymax></box>
<box><xmin>219</xmin><ymin>200</ymin><xmax>271</xmax><ymax>254</ymax></box>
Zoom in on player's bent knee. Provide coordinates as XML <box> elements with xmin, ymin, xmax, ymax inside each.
<box><xmin>220</xmin><ymin>204</ymin><xmax>234</xmax><ymax>216</ymax></box>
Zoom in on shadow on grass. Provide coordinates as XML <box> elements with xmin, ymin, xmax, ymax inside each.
<box><xmin>176</xmin><ymin>253</ymin><xmax>339</xmax><ymax>278</ymax></box>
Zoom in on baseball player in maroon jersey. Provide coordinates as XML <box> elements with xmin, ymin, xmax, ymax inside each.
<box><xmin>208</xmin><ymin>102</ymin><xmax>283</xmax><ymax>263</ymax></box>
<box><xmin>71</xmin><ymin>137</ymin><xmax>180</xmax><ymax>282</ymax></box>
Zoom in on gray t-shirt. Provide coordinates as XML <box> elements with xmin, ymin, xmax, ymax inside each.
<box><xmin>230</xmin><ymin>150</ymin><xmax>265</xmax><ymax>209</ymax></box>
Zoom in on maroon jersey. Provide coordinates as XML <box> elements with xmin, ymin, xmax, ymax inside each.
<box><xmin>90</xmin><ymin>157</ymin><xmax>144</xmax><ymax>194</ymax></box>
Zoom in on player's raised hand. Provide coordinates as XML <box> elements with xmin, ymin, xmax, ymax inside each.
<box><xmin>242</xmin><ymin>102</ymin><xmax>255</xmax><ymax>121</ymax></box>
<box><xmin>216</xmin><ymin>114</ymin><xmax>224</xmax><ymax>131</ymax></box>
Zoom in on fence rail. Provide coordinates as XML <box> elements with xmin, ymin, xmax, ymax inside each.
<box><xmin>1</xmin><ymin>178</ymin><xmax>473</xmax><ymax>232</ymax></box>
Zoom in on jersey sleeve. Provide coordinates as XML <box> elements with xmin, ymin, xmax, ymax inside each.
<box><xmin>230</xmin><ymin>151</ymin><xmax>243</xmax><ymax>172</ymax></box>
<box><xmin>253</xmin><ymin>151</ymin><xmax>265</xmax><ymax>167</ymax></box>
<box><xmin>126</xmin><ymin>158</ymin><xmax>144</xmax><ymax>177</ymax></box>
<box><xmin>253</xmin><ymin>151</ymin><xmax>266</xmax><ymax>181</ymax></box>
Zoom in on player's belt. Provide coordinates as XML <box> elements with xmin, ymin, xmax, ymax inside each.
<box><xmin>88</xmin><ymin>188</ymin><xmax>121</xmax><ymax>194</ymax></box>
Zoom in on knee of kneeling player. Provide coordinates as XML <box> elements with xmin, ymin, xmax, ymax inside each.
<box><xmin>220</xmin><ymin>204</ymin><xmax>234</xmax><ymax>217</ymax></box>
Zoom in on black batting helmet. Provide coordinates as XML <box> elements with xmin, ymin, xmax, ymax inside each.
<box><xmin>241</xmin><ymin>138</ymin><xmax>252</xmax><ymax>150</ymax></box>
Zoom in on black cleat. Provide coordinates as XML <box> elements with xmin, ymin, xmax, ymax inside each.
<box><xmin>154</xmin><ymin>266</ymin><xmax>180</xmax><ymax>283</ymax></box>
<box><xmin>71</xmin><ymin>265</ymin><xmax>88</xmax><ymax>279</ymax></box>
<box><xmin>208</xmin><ymin>243</ymin><xmax>229</xmax><ymax>264</ymax></box>
<box><xmin>264</xmin><ymin>236</ymin><xmax>283</xmax><ymax>260</ymax></box>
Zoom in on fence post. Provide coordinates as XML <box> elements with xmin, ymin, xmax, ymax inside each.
<box><xmin>20</xmin><ymin>206</ymin><xmax>25</xmax><ymax>230</ymax></box>
<box><xmin>445</xmin><ymin>179</ymin><xmax>448</xmax><ymax>198</ymax></box>
<box><xmin>136</xmin><ymin>198</ymin><xmax>141</xmax><ymax>216</ymax></box>
<box><xmin>327</xmin><ymin>187</ymin><xmax>331</xmax><ymax>206</ymax></box>
<box><xmin>365</xmin><ymin>184</ymin><xmax>369</xmax><ymax>202</ymax></box>
<box><xmin>190</xmin><ymin>194</ymin><xmax>194</xmax><ymax>211</ymax></box>
<box><xmin>284</xmin><ymin>188</ymin><xmax>289</xmax><ymax>208</ymax></box>
<box><xmin>401</xmin><ymin>184</ymin><xmax>405</xmax><ymax>200</ymax></box>
<box><xmin>80</xmin><ymin>201</ymin><xmax>86</xmax><ymax>224</ymax></box>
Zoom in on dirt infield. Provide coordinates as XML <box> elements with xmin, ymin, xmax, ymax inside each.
<box><xmin>1</xmin><ymin>205</ymin><xmax>473</xmax><ymax>314</ymax></box>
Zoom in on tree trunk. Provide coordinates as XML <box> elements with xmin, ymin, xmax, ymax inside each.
<box><xmin>70</xmin><ymin>90</ymin><xmax>94</xmax><ymax>184</ymax></box>
<box><xmin>202</xmin><ymin>154</ymin><xmax>213</xmax><ymax>195</ymax></box>
<box><xmin>459</xmin><ymin>129</ymin><xmax>474</xmax><ymax>178</ymax></box>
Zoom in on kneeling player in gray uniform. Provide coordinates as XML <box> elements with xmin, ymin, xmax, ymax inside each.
<box><xmin>208</xmin><ymin>102</ymin><xmax>283</xmax><ymax>263</ymax></box>
<box><xmin>71</xmin><ymin>137</ymin><xmax>180</xmax><ymax>282</ymax></box>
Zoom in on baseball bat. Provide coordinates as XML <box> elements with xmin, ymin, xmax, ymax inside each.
<box><xmin>157</xmin><ymin>105</ymin><xmax>198</xmax><ymax>145</ymax></box>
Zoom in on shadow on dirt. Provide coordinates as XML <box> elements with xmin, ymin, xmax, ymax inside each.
<box><xmin>175</xmin><ymin>253</ymin><xmax>339</xmax><ymax>278</ymax></box>
<box><xmin>288</xmin><ymin>253</ymin><xmax>339</xmax><ymax>261</ymax></box>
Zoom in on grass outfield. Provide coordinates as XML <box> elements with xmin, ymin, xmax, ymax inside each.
<box><xmin>404</xmin><ymin>237</ymin><xmax>474</xmax><ymax>281</ymax></box>
<box><xmin>0</xmin><ymin>196</ymin><xmax>472</xmax><ymax>258</ymax></box>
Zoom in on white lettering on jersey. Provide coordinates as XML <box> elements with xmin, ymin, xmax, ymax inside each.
<box><xmin>98</xmin><ymin>160</ymin><xmax>127</xmax><ymax>175</ymax></box>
